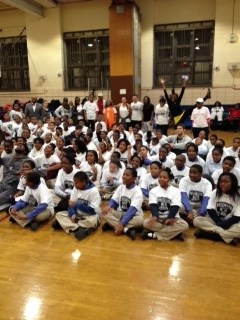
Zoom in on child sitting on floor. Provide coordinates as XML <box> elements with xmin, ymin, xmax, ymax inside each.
<box><xmin>9</xmin><ymin>171</ymin><xmax>54</xmax><ymax>231</ymax></box>
<box><xmin>52</xmin><ymin>171</ymin><xmax>101</xmax><ymax>241</ymax></box>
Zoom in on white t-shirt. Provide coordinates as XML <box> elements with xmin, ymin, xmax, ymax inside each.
<box><xmin>179</xmin><ymin>176</ymin><xmax>212</xmax><ymax>209</ymax></box>
<box><xmin>191</xmin><ymin>106</ymin><xmax>211</xmax><ymax>128</ymax></box>
<box><xmin>171</xmin><ymin>166</ymin><xmax>190</xmax><ymax>187</ymax></box>
<box><xmin>130</xmin><ymin>101</ymin><xmax>143</xmax><ymax>121</ymax></box>
<box><xmin>34</xmin><ymin>154</ymin><xmax>60</xmax><ymax>169</ymax></box>
<box><xmin>55</xmin><ymin>168</ymin><xmax>80</xmax><ymax>196</ymax></box>
<box><xmin>111</xmin><ymin>184</ymin><xmax>143</xmax><ymax>215</ymax></box>
<box><xmin>149</xmin><ymin>185</ymin><xmax>181</xmax><ymax>218</ymax></box>
<box><xmin>20</xmin><ymin>182</ymin><xmax>54</xmax><ymax>216</ymax></box>
<box><xmin>17</xmin><ymin>175</ymin><xmax>46</xmax><ymax>192</ymax></box>
<box><xmin>83</xmin><ymin>101</ymin><xmax>99</xmax><ymax>120</ymax></box>
<box><xmin>79</xmin><ymin>161</ymin><xmax>102</xmax><ymax>182</ymax></box>
<box><xmin>212</xmin><ymin>168</ymin><xmax>240</xmax><ymax>187</ymax></box>
<box><xmin>182</xmin><ymin>154</ymin><xmax>206</xmax><ymax>170</ymax></box>
<box><xmin>100</xmin><ymin>168</ymin><xmax>124</xmax><ymax>188</ymax></box>
<box><xmin>28</xmin><ymin>147</ymin><xmax>44</xmax><ymax>159</ymax></box>
<box><xmin>207</xmin><ymin>189</ymin><xmax>240</xmax><ymax>218</ymax></box>
<box><xmin>155</xmin><ymin>103</ymin><xmax>169</xmax><ymax>125</ymax></box>
<box><xmin>139</xmin><ymin>173</ymin><xmax>159</xmax><ymax>192</ymax></box>
<box><xmin>70</xmin><ymin>184</ymin><xmax>101</xmax><ymax>215</ymax></box>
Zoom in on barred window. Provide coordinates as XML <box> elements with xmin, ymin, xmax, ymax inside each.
<box><xmin>0</xmin><ymin>36</ymin><xmax>29</xmax><ymax>91</ymax></box>
<box><xmin>64</xmin><ymin>30</ymin><xmax>109</xmax><ymax>91</ymax></box>
<box><xmin>154</xmin><ymin>21</ymin><xmax>214</xmax><ymax>87</ymax></box>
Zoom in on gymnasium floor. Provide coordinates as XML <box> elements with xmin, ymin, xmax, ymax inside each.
<box><xmin>0</xmin><ymin>130</ymin><xmax>240</xmax><ymax>320</ymax></box>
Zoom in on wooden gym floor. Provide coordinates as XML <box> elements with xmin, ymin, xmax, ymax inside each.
<box><xmin>0</xmin><ymin>130</ymin><xmax>240</xmax><ymax>320</ymax></box>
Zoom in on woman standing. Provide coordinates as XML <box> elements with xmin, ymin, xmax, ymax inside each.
<box><xmin>142</xmin><ymin>96</ymin><xmax>154</xmax><ymax>132</ymax></box>
<box><xmin>154</xmin><ymin>96</ymin><xmax>169</xmax><ymax>136</ymax></box>
<box><xmin>116</xmin><ymin>97</ymin><xmax>131</xmax><ymax>129</ymax></box>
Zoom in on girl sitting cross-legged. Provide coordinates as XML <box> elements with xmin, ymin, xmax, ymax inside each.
<box><xmin>140</xmin><ymin>168</ymin><xmax>189</xmax><ymax>241</ymax></box>
<box><xmin>194</xmin><ymin>172</ymin><xmax>240</xmax><ymax>246</ymax></box>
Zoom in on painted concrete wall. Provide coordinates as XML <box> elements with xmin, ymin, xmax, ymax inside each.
<box><xmin>0</xmin><ymin>0</ymin><xmax>240</xmax><ymax>106</ymax></box>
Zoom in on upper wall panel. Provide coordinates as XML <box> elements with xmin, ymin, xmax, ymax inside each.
<box><xmin>62</xmin><ymin>0</ymin><xmax>109</xmax><ymax>32</ymax></box>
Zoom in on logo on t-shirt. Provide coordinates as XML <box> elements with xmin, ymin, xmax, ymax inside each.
<box><xmin>29</xmin><ymin>195</ymin><xmax>37</xmax><ymax>207</ymax></box>
<box><xmin>64</xmin><ymin>180</ymin><xmax>74</xmax><ymax>190</ymax></box>
<box><xmin>216</xmin><ymin>202</ymin><xmax>233</xmax><ymax>218</ymax></box>
<box><xmin>120</xmin><ymin>196</ymin><xmax>131</xmax><ymax>211</ymax></box>
<box><xmin>149</xmin><ymin>183</ymin><xmax>158</xmax><ymax>190</ymax></box>
<box><xmin>85</xmin><ymin>171</ymin><xmax>93</xmax><ymax>178</ymax></box>
<box><xmin>157</xmin><ymin>197</ymin><xmax>171</xmax><ymax>217</ymax></box>
<box><xmin>189</xmin><ymin>190</ymin><xmax>203</xmax><ymax>203</ymax></box>
<box><xmin>77</xmin><ymin>198</ymin><xmax>89</xmax><ymax>206</ymax></box>
<box><xmin>174</xmin><ymin>175</ymin><xmax>184</xmax><ymax>184</ymax></box>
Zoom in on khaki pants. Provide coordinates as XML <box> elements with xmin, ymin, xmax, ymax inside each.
<box><xmin>55</xmin><ymin>211</ymin><xmax>100</xmax><ymax>233</ymax></box>
<box><xmin>103</xmin><ymin>209</ymin><xmax>143</xmax><ymax>229</ymax></box>
<box><xmin>194</xmin><ymin>215</ymin><xmax>240</xmax><ymax>244</ymax></box>
<box><xmin>143</xmin><ymin>217</ymin><xmax>189</xmax><ymax>241</ymax></box>
<box><xmin>9</xmin><ymin>205</ymin><xmax>51</xmax><ymax>227</ymax></box>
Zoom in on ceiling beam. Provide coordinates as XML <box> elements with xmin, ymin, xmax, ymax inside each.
<box><xmin>1</xmin><ymin>0</ymin><xmax>43</xmax><ymax>17</ymax></box>
<box><xmin>34</xmin><ymin>0</ymin><xmax>58</xmax><ymax>9</ymax></box>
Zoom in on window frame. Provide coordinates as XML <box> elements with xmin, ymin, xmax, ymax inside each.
<box><xmin>63</xmin><ymin>29</ymin><xmax>109</xmax><ymax>91</ymax></box>
<box><xmin>0</xmin><ymin>36</ymin><xmax>30</xmax><ymax>92</ymax></box>
<box><xmin>153</xmin><ymin>21</ymin><xmax>215</xmax><ymax>88</ymax></box>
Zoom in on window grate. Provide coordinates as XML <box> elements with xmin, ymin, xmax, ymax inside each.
<box><xmin>0</xmin><ymin>36</ymin><xmax>30</xmax><ymax>91</ymax></box>
<box><xmin>154</xmin><ymin>21</ymin><xmax>214</xmax><ymax>87</ymax></box>
<box><xmin>64</xmin><ymin>30</ymin><xmax>109</xmax><ymax>90</ymax></box>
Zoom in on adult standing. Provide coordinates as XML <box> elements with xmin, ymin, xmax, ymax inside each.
<box><xmin>154</xmin><ymin>96</ymin><xmax>169</xmax><ymax>135</ymax></box>
<box><xmin>54</xmin><ymin>97</ymin><xmax>72</xmax><ymax>119</ymax></box>
<box><xmin>142</xmin><ymin>96</ymin><xmax>154</xmax><ymax>132</ymax></box>
<box><xmin>25</xmin><ymin>97</ymin><xmax>43</xmax><ymax>119</ymax></box>
<box><xmin>95</xmin><ymin>92</ymin><xmax>106</xmax><ymax>115</ymax></box>
<box><xmin>116</xmin><ymin>97</ymin><xmax>131</xmax><ymax>129</ymax></box>
<box><xmin>191</xmin><ymin>98</ymin><xmax>211</xmax><ymax>139</ymax></box>
<box><xmin>130</xmin><ymin>94</ymin><xmax>143</xmax><ymax>128</ymax></box>
<box><xmin>83</xmin><ymin>93</ymin><xmax>99</xmax><ymax>130</ymax></box>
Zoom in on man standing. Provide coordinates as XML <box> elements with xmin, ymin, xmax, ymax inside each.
<box><xmin>130</xmin><ymin>94</ymin><xmax>143</xmax><ymax>128</ymax></box>
<box><xmin>25</xmin><ymin>97</ymin><xmax>43</xmax><ymax>119</ymax></box>
<box><xmin>191</xmin><ymin>98</ymin><xmax>211</xmax><ymax>139</ymax></box>
<box><xmin>83</xmin><ymin>94</ymin><xmax>99</xmax><ymax>130</ymax></box>
<box><xmin>95</xmin><ymin>92</ymin><xmax>106</xmax><ymax>115</ymax></box>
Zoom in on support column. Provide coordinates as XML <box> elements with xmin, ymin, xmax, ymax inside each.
<box><xmin>109</xmin><ymin>0</ymin><xmax>141</xmax><ymax>104</ymax></box>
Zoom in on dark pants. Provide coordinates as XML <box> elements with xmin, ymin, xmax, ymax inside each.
<box><xmin>86</xmin><ymin>120</ymin><xmax>95</xmax><ymax>130</ymax></box>
<box><xmin>131</xmin><ymin>120</ymin><xmax>142</xmax><ymax>129</ymax></box>
<box><xmin>192</xmin><ymin>127</ymin><xmax>209</xmax><ymax>140</ymax></box>
<box><xmin>155</xmin><ymin>124</ymin><xmax>168</xmax><ymax>136</ymax></box>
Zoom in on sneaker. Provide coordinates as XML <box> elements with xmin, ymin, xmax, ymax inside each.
<box><xmin>74</xmin><ymin>228</ymin><xmax>92</xmax><ymax>240</ymax></box>
<box><xmin>51</xmin><ymin>220</ymin><xmax>62</xmax><ymax>230</ymax></box>
<box><xmin>174</xmin><ymin>233</ymin><xmax>185</xmax><ymax>241</ymax></box>
<box><xmin>194</xmin><ymin>229</ymin><xmax>222</xmax><ymax>241</ymax></box>
<box><xmin>102</xmin><ymin>222</ymin><xmax>114</xmax><ymax>232</ymax></box>
<box><xmin>230</xmin><ymin>238</ymin><xmax>239</xmax><ymax>246</ymax></box>
<box><xmin>126</xmin><ymin>229</ymin><xmax>136</xmax><ymax>240</ymax></box>
<box><xmin>30</xmin><ymin>221</ymin><xmax>39</xmax><ymax>231</ymax></box>
<box><xmin>9</xmin><ymin>217</ymin><xmax>16</xmax><ymax>224</ymax></box>
<box><xmin>140</xmin><ymin>230</ymin><xmax>152</xmax><ymax>240</ymax></box>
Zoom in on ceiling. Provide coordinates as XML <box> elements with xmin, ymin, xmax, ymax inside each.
<box><xmin>0</xmin><ymin>0</ymin><xmax>93</xmax><ymax>17</ymax></box>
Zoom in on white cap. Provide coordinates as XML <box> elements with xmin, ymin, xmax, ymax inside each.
<box><xmin>98</xmin><ymin>92</ymin><xmax>103</xmax><ymax>97</ymax></box>
<box><xmin>196</xmin><ymin>98</ymin><xmax>204</xmax><ymax>103</ymax></box>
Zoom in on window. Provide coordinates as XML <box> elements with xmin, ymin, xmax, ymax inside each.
<box><xmin>64</xmin><ymin>30</ymin><xmax>109</xmax><ymax>90</ymax></box>
<box><xmin>0</xmin><ymin>36</ymin><xmax>29</xmax><ymax>91</ymax></box>
<box><xmin>154</xmin><ymin>21</ymin><xmax>214</xmax><ymax>87</ymax></box>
